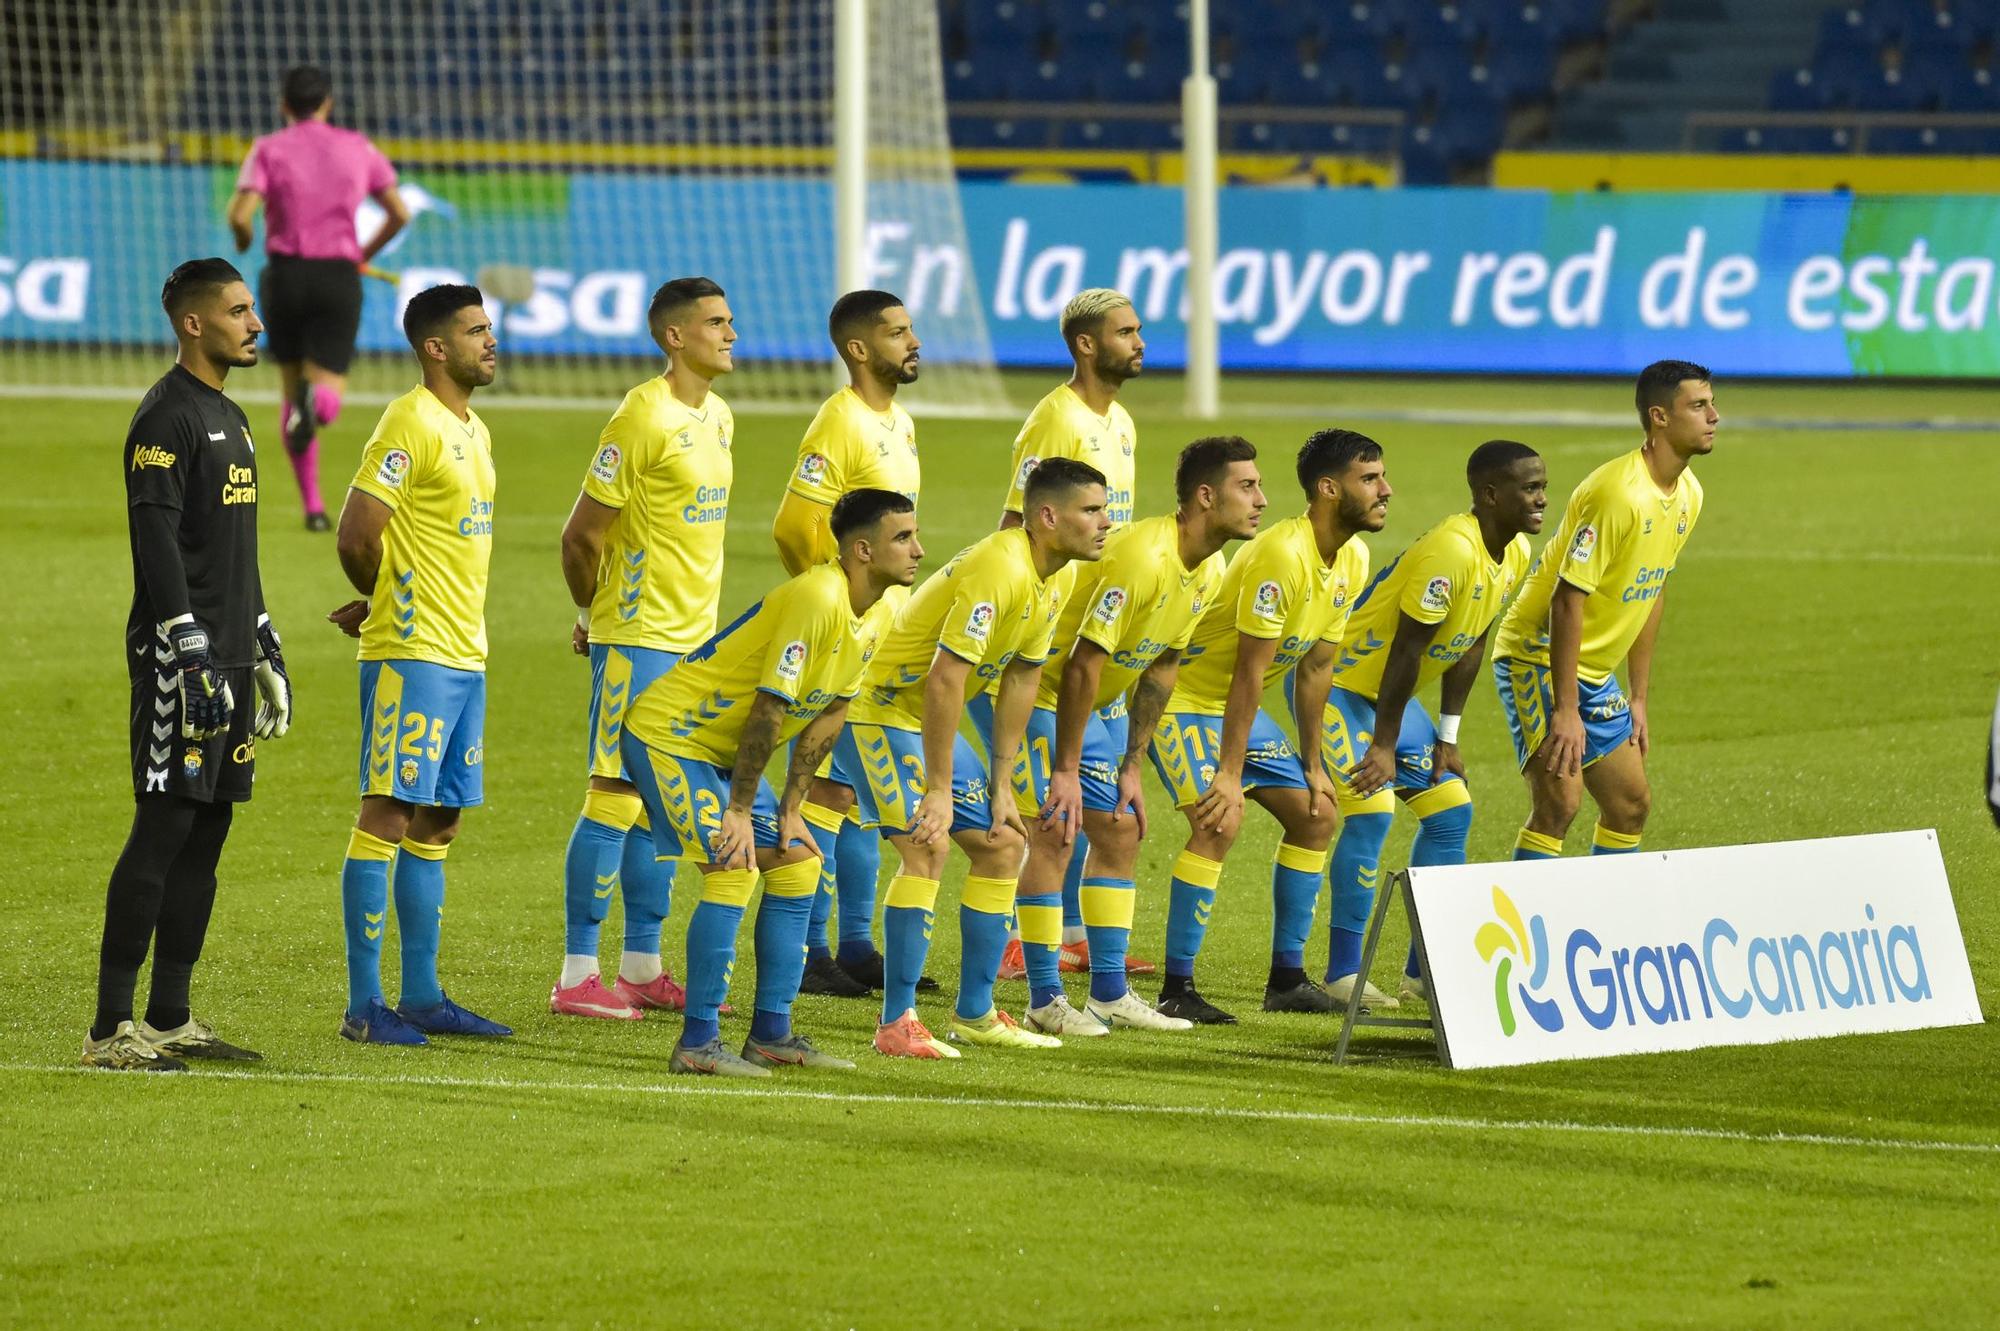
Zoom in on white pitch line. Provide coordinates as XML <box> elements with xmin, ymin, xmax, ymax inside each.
<box><xmin>8</xmin><ymin>1062</ymin><xmax>1996</xmax><ymax>1158</ymax></box>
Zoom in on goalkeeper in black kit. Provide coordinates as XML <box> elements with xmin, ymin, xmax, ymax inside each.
<box><xmin>83</xmin><ymin>258</ymin><xmax>294</xmax><ymax>1071</ymax></box>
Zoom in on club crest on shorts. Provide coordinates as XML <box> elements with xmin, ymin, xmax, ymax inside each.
<box><xmin>777</xmin><ymin>639</ymin><xmax>807</xmax><ymax>683</ymax></box>
<box><xmin>966</xmin><ymin>601</ymin><xmax>996</xmax><ymax>641</ymax></box>
<box><xmin>400</xmin><ymin>758</ymin><xmax>420</xmax><ymax>787</ymax></box>
<box><xmin>590</xmin><ymin>443</ymin><xmax>622</xmax><ymax>484</ymax></box>
<box><xmin>377</xmin><ymin>449</ymin><xmax>412</xmax><ymax>487</ymax></box>
<box><xmin>797</xmin><ymin>452</ymin><xmax>829</xmax><ymax>487</ymax></box>
<box><xmin>1253</xmin><ymin>579</ymin><xmax>1282</xmax><ymax>620</ymax></box>
<box><xmin>182</xmin><ymin>747</ymin><xmax>203</xmax><ymax>779</ymax></box>
<box><xmin>1422</xmin><ymin>576</ymin><xmax>1452</xmax><ymax>613</ymax></box>
<box><xmin>1568</xmin><ymin>523</ymin><xmax>1597</xmax><ymax>564</ymax></box>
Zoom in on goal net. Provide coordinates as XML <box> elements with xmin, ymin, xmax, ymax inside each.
<box><xmin>0</xmin><ymin>0</ymin><xmax>1009</xmax><ymax>413</ymax></box>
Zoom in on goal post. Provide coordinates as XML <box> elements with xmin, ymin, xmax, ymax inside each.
<box><xmin>0</xmin><ymin>0</ymin><xmax>1010</xmax><ymax>415</ymax></box>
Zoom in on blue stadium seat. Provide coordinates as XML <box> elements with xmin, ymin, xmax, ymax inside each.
<box><xmin>1101</xmin><ymin>58</ymin><xmax>1183</xmax><ymax>104</ymax></box>
<box><xmin>1015</xmin><ymin>57</ymin><xmax>1092</xmax><ymax>101</ymax></box>
<box><xmin>1402</xmin><ymin>1</ymin><xmax>1484</xmax><ymax>47</ymax></box>
<box><xmin>1770</xmin><ymin>66</ymin><xmax>1839</xmax><ymax>111</ymax></box>
<box><xmin>1056</xmin><ymin>117</ymin><xmax>1177</xmax><ymax>150</ymax></box>
<box><xmin>1436</xmin><ymin>106</ymin><xmax>1506</xmax><ymax>160</ymax></box>
<box><xmin>1863</xmin><ymin>123</ymin><xmax>1999</xmax><ymax>153</ymax></box>
<box><xmin>1046</xmin><ymin>0</ymin><xmax>1136</xmax><ymax>47</ymax></box>
<box><xmin>1812</xmin><ymin>43</ymin><xmax>1882</xmax><ymax>104</ymax></box>
<box><xmin>949</xmin><ymin>114</ymin><xmax>1053</xmax><ymax>149</ymax></box>
<box><xmin>1323</xmin><ymin>48</ymin><xmax>1395</xmax><ymax>105</ymax></box>
<box><xmin>947</xmin><ymin>57</ymin><xmax>1016</xmax><ymax>101</ymax></box>
<box><xmin>1486</xmin><ymin>43</ymin><xmax>1557</xmax><ymax>100</ymax></box>
<box><xmin>1254</xmin><ymin>118</ymin><xmax>1400</xmax><ymax>154</ymax></box>
<box><xmin>1541</xmin><ymin>0</ymin><xmax>1611</xmax><ymax>44</ymax></box>
<box><xmin>1851</xmin><ymin>67</ymin><xmax>1939</xmax><ymax>111</ymax></box>
<box><xmin>1720</xmin><ymin>125</ymin><xmax>1855</xmax><ymax>153</ymax></box>
<box><xmin>1404</xmin><ymin>39</ymin><xmax>1478</xmax><ymax>104</ymax></box>
<box><xmin>1944</xmin><ymin>66</ymin><xmax>2000</xmax><ymax>110</ymax></box>
<box><xmin>1130</xmin><ymin>2</ymin><xmax>1189</xmax><ymax>59</ymax></box>
<box><xmin>1399</xmin><ymin>127</ymin><xmax>1455</xmax><ymax>183</ymax></box>
<box><xmin>1264</xmin><ymin>59</ymin><xmax>1335</xmax><ymax>106</ymax></box>
<box><xmin>1213</xmin><ymin>57</ymin><xmax>1270</xmax><ymax>103</ymax></box>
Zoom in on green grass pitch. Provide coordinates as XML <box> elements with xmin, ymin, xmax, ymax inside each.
<box><xmin>3</xmin><ymin>369</ymin><xmax>1997</xmax><ymax>1327</ymax></box>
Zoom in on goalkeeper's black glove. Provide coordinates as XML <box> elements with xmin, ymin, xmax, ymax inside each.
<box><xmin>162</xmin><ymin>615</ymin><xmax>234</xmax><ymax>740</ymax></box>
<box><xmin>253</xmin><ymin>613</ymin><xmax>292</xmax><ymax>740</ymax></box>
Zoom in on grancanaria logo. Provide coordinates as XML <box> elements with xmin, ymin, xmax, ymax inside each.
<box><xmin>1474</xmin><ymin>886</ymin><xmax>1564</xmax><ymax>1035</ymax></box>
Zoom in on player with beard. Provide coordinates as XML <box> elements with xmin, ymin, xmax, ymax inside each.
<box><xmin>994</xmin><ymin>288</ymin><xmax>1150</xmax><ymax>981</ymax></box>
<box><xmin>84</xmin><ymin>258</ymin><xmax>291</xmax><ymax>1071</ymax></box>
<box><xmin>771</xmin><ymin>291</ymin><xmax>927</xmax><ymax>1001</ymax></box>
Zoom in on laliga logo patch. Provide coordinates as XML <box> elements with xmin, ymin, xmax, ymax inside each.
<box><xmin>1095</xmin><ymin>587</ymin><xmax>1127</xmax><ymax>626</ymax></box>
<box><xmin>1014</xmin><ymin>454</ymin><xmax>1040</xmax><ymax>490</ymax></box>
<box><xmin>776</xmin><ymin>639</ymin><xmax>807</xmax><ymax>682</ymax></box>
<box><xmin>182</xmin><ymin>747</ymin><xmax>203</xmax><ymax>779</ymax></box>
<box><xmin>400</xmin><ymin>758</ymin><xmax>420</xmax><ymax>787</ymax></box>
<box><xmin>1475</xmin><ymin>887</ymin><xmax>1565</xmax><ymax>1036</ymax></box>
<box><xmin>966</xmin><ymin>601</ymin><xmax>996</xmax><ymax>640</ymax></box>
<box><xmin>1567</xmin><ymin>523</ymin><xmax>1597</xmax><ymax>565</ymax></box>
<box><xmin>797</xmin><ymin>453</ymin><xmax>828</xmax><ymax>486</ymax></box>
<box><xmin>1253</xmin><ymin>580</ymin><xmax>1282</xmax><ymax>620</ymax></box>
<box><xmin>378</xmin><ymin>448</ymin><xmax>412</xmax><ymax>488</ymax></box>
<box><xmin>719</xmin><ymin>429</ymin><xmax>732</xmax><ymax>451</ymax></box>
<box><xmin>590</xmin><ymin>443</ymin><xmax>622</xmax><ymax>485</ymax></box>
<box><xmin>1421</xmin><ymin>576</ymin><xmax>1452</xmax><ymax>613</ymax></box>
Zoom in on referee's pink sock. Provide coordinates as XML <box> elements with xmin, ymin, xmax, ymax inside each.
<box><xmin>310</xmin><ymin>382</ymin><xmax>342</xmax><ymax>427</ymax></box>
<box><xmin>290</xmin><ymin>438</ymin><xmax>325</xmax><ymax>515</ymax></box>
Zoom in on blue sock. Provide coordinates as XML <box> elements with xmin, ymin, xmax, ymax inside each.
<box><xmin>1592</xmin><ymin>822</ymin><xmax>1643</xmax><ymax>856</ymax></box>
<box><xmin>341</xmin><ymin>830</ymin><xmax>395</xmax><ymax>1015</ymax></box>
<box><xmin>681</xmin><ymin>898</ymin><xmax>744</xmax><ymax>1048</ymax></box>
<box><xmin>1164</xmin><ymin>850</ymin><xmax>1222</xmax><ymax>980</ymax></box>
<box><xmin>1270</xmin><ymin>846</ymin><xmax>1322</xmax><ymax>972</ymax></box>
<box><xmin>834</xmin><ymin>820</ymin><xmax>880</xmax><ymax>965</ymax></box>
<box><xmin>1412</xmin><ymin>800</ymin><xmax>1472</xmax><ymax>867</ymax></box>
<box><xmin>1081</xmin><ymin>876</ymin><xmax>1135</xmax><ymax>1004</ymax></box>
<box><xmin>1060</xmin><ymin>831</ymin><xmax>1089</xmax><ymax>932</ymax></box>
<box><xmin>751</xmin><ymin>890</ymin><xmax>814</xmax><ymax>1042</ymax></box>
<box><xmin>880</xmin><ymin>900</ymin><xmax>934</xmax><ymax>1024</ymax></box>
<box><xmin>1017</xmin><ymin>890</ymin><xmax>1064</xmax><ymax>1009</ymax></box>
<box><xmin>619</xmin><ymin>827</ymin><xmax>672</xmax><ymax>956</ymax></box>
<box><xmin>955</xmin><ymin>876</ymin><xmax>1015</xmax><ymax>1021</ymax></box>
<box><xmin>561</xmin><ymin>812</ymin><xmax>624</xmax><ymax>956</ymax></box>
<box><xmin>803</xmin><ymin>816</ymin><xmax>840</xmax><ymax>962</ymax></box>
<box><xmin>393</xmin><ymin>841</ymin><xmax>447</xmax><ymax>1009</ymax></box>
<box><xmin>1327</xmin><ymin>811</ymin><xmax>1391</xmax><ymax>980</ymax></box>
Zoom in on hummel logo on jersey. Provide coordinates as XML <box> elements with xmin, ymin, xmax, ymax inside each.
<box><xmin>132</xmin><ymin>446</ymin><xmax>176</xmax><ymax>470</ymax></box>
<box><xmin>207</xmin><ymin>430</ymin><xmax>226</xmax><ymax>441</ymax></box>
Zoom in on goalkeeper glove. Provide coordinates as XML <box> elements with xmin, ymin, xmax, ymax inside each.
<box><xmin>162</xmin><ymin>615</ymin><xmax>234</xmax><ymax>740</ymax></box>
<box><xmin>253</xmin><ymin>613</ymin><xmax>292</xmax><ymax>740</ymax></box>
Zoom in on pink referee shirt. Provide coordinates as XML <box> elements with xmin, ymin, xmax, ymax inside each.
<box><xmin>236</xmin><ymin>120</ymin><xmax>396</xmax><ymax>263</ymax></box>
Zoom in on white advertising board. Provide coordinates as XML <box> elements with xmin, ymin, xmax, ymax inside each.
<box><xmin>1408</xmin><ymin>830</ymin><xmax>1983</xmax><ymax>1070</ymax></box>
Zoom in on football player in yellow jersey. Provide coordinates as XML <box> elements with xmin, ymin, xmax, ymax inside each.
<box><xmin>770</xmin><ymin>290</ymin><xmax>924</xmax><ymax>1000</ymax></box>
<box><xmin>828</xmin><ymin>459</ymin><xmax>1111</xmax><ymax>1058</ymax></box>
<box><xmin>1003</xmin><ymin>438</ymin><xmax>1263</xmax><ymax>1038</ymax></box>
<box><xmin>330</xmin><ymin>284</ymin><xmax>510</xmax><ymax>1046</ymax></box>
<box><xmin>1310</xmin><ymin>441</ymin><xmax>1546</xmax><ymax>1008</ymax></box>
<box><xmin>617</xmin><ymin>490</ymin><xmax>924</xmax><ymax>1076</ymax></box>
<box><xmin>1148</xmin><ymin>430</ymin><xmax>1389</xmax><ymax>1022</ymax></box>
<box><xmin>547</xmin><ymin>278</ymin><xmax>737</xmax><ymax>1020</ymax></box>
<box><xmin>995</xmin><ymin>287</ymin><xmax>1146</xmax><ymax>978</ymax></box>
<box><xmin>1492</xmin><ymin>360</ymin><xmax>1713</xmax><ymax>861</ymax></box>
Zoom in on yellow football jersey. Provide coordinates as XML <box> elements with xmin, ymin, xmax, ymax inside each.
<box><xmin>1036</xmin><ymin>514</ymin><xmax>1224</xmax><ymax>711</ymax></box>
<box><xmin>852</xmin><ymin>528</ymin><xmax>1068</xmax><ymax>730</ymax></box>
<box><xmin>349</xmin><ymin>386</ymin><xmax>495</xmax><ymax>670</ymax></box>
<box><xmin>579</xmin><ymin>377</ymin><xmax>733</xmax><ymax>652</ymax></box>
<box><xmin>625</xmin><ymin>564</ymin><xmax>867</xmax><ymax>768</ymax></box>
<box><xmin>1169</xmin><ymin>514</ymin><xmax>1370</xmax><ymax>716</ymax></box>
<box><xmin>1003</xmin><ymin>383</ymin><xmax>1137</xmax><ymax>528</ymax></box>
<box><xmin>1493</xmin><ymin>449</ymin><xmax>1704</xmax><ymax>683</ymax></box>
<box><xmin>1333</xmin><ymin>512</ymin><xmax>1531</xmax><ymax>701</ymax></box>
<box><xmin>789</xmin><ymin>387</ymin><xmax>921</xmax><ymax>508</ymax></box>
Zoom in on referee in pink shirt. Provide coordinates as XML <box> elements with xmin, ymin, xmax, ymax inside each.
<box><xmin>227</xmin><ymin>65</ymin><xmax>409</xmax><ymax>531</ymax></box>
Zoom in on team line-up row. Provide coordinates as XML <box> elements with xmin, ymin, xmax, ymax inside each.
<box><xmin>85</xmin><ymin>259</ymin><xmax>1715</xmax><ymax>1074</ymax></box>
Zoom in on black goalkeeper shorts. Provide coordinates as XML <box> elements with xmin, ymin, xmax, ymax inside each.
<box><xmin>131</xmin><ymin>665</ymin><xmax>256</xmax><ymax>803</ymax></box>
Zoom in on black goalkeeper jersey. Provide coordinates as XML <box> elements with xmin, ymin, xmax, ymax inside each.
<box><xmin>124</xmin><ymin>364</ymin><xmax>262</xmax><ymax>670</ymax></box>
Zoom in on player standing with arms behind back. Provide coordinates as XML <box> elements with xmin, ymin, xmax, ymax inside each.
<box><xmin>549</xmin><ymin>278</ymin><xmax>737</xmax><ymax>1020</ymax></box>
<box><xmin>83</xmin><ymin>258</ymin><xmax>292</xmax><ymax>1071</ymax></box>
<box><xmin>1491</xmin><ymin>361</ymin><xmax>1713</xmax><ymax>860</ymax></box>
<box><xmin>995</xmin><ymin>287</ymin><xmax>1148</xmax><ymax>978</ymax></box>
<box><xmin>227</xmin><ymin>64</ymin><xmax>409</xmax><ymax>531</ymax></box>
<box><xmin>329</xmin><ymin>285</ymin><xmax>508</xmax><ymax>1046</ymax></box>
<box><xmin>771</xmin><ymin>290</ymin><xmax>923</xmax><ymax>999</ymax></box>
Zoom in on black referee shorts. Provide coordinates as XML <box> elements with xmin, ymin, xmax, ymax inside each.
<box><xmin>260</xmin><ymin>256</ymin><xmax>364</xmax><ymax>374</ymax></box>
<box><xmin>131</xmin><ymin>665</ymin><xmax>256</xmax><ymax>803</ymax></box>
